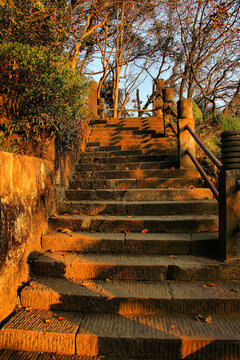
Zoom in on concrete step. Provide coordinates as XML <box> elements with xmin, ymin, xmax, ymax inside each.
<box><xmin>49</xmin><ymin>214</ymin><xmax>218</xmax><ymax>233</ymax></box>
<box><xmin>73</xmin><ymin>168</ymin><xmax>201</xmax><ymax>180</ymax></box>
<box><xmin>75</xmin><ymin>161</ymin><xmax>178</xmax><ymax>172</ymax></box>
<box><xmin>65</xmin><ymin>188</ymin><xmax>214</xmax><ymax>202</ymax></box>
<box><xmin>59</xmin><ymin>199</ymin><xmax>217</xmax><ymax>216</ymax></box>
<box><xmin>78</xmin><ymin>153</ymin><xmax>178</xmax><ymax>165</ymax></box>
<box><xmin>42</xmin><ymin>231</ymin><xmax>218</xmax><ymax>255</ymax></box>
<box><xmin>1</xmin><ymin>310</ymin><xmax>240</xmax><ymax>358</ymax></box>
<box><xmin>30</xmin><ymin>253</ymin><xmax>238</xmax><ymax>281</ymax></box>
<box><xmin>20</xmin><ymin>277</ymin><xmax>240</xmax><ymax>315</ymax></box>
<box><xmin>70</xmin><ymin>177</ymin><xmax>203</xmax><ymax>190</ymax></box>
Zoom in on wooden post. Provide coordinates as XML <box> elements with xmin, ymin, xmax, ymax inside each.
<box><xmin>177</xmin><ymin>99</ymin><xmax>196</xmax><ymax>169</ymax></box>
<box><xmin>97</xmin><ymin>98</ymin><xmax>105</xmax><ymax>119</ymax></box>
<box><xmin>88</xmin><ymin>81</ymin><xmax>98</xmax><ymax>118</ymax></box>
<box><xmin>163</xmin><ymin>87</ymin><xmax>174</xmax><ymax>135</ymax></box>
<box><xmin>219</xmin><ymin>130</ymin><xmax>240</xmax><ymax>260</ymax></box>
<box><xmin>155</xmin><ymin>79</ymin><xmax>164</xmax><ymax>118</ymax></box>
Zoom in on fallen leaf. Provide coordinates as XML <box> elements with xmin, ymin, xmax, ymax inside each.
<box><xmin>90</xmin><ymin>230</ymin><xmax>96</xmax><ymax>233</ymax></box>
<box><xmin>171</xmin><ymin>167</ymin><xmax>175</xmax><ymax>170</ymax></box>
<box><xmin>106</xmin><ymin>279</ymin><xmax>111</xmax><ymax>282</ymax></box>
<box><xmin>127</xmin><ymin>216</ymin><xmax>132</xmax><ymax>218</ymax></box>
<box><xmin>57</xmin><ymin>317</ymin><xmax>64</xmax><ymax>321</ymax></box>
<box><xmin>28</xmin><ymin>281</ymin><xmax>36</xmax><ymax>288</ymax></box>
<box><xmin>61</xmin><ymin>228</ymin><xmax>72</xmax><ymax>235</ymax></box>
<box><xmin>141</xmin><ymin>229</ymin><xmax>149</xmax><ymax>234</ymax></box>
<box><xmin>170</xmin><ymin>255</ymin><xmax>178</xmax><ymax>258</ymax></box>
<box><xmin>189</xmin><ymin>185</ymin><xmax>195</xmax><ymax>189</ymax></box>
<box><xmin>170</xmin><ymin>325</ymin><xmax>176</xmax><ymax>329</ymax></box>
<box><xmin>64</xmin><ymin>213</ymin><xmax>69</xmax><ymax>216</ymax></box>
<box><xmin>44</xmin><ymin>319</ymin><xmax>52</xmax><ymax>324</ymax></box>
<box><xmin>25</xmin><ymin>307</ymin><xmax>33</xmax><ymax>312</ymax></box>
<box><xmin>195</xmin><ymin>314</ymin><xmax>204</xmax><ymax>322</ymax></box>
<box><xmin>77</xmin><ymin>188</ymin><xmax>81</xmax><ymax>190</ymax></box>
<box><xmin>230</xmin><ymin>288</ymin><xmax>238</xmax><ymax>293</ymax></box>
<box><xmin>124</xmin><ymin>230</ymin><xmax>130</xmax><ymax>234</ymax></box>
<box><xmin>125</xmin><ymin>167</ymin><xmax>129</xmax><ymax>170</ymax></box>
<box><xmin>203</xmin><ymin>283</ymin><xmax>215</xmax><ymax>288</ymax></box>
<box><xmin>205</xmin><ymin>316</ymin><xmax>212</xmax><ymax>324</ymax></box>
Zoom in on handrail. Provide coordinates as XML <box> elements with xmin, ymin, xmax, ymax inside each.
<box><xmin>101</xmin><ymin>108</ymin><xmax>154</xmax><ymax>112</ymax></box>
<box><xmin>186</xmin><ymin>148</ymin><xmax>219</xmax><ymax>201</ymax></box>
<box><xmin>185</xmin><ymin>125</ymin><xmax>222</xmax><ymax>170</ymax></box>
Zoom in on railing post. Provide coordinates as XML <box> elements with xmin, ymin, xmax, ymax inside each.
<box><xmin>163</xmin><ymin>87</ymin><xmax>174</xmax><ymax>135</ymax></box>
<box><xmin>97</xmin><ymin>98</ymin><xmax>105</xmax><ymax>119</ymax></box>
<box><xmin>219</xmin><ymin>130</ymin><xmax>240</xmax><ymax>260</ymax></box>
<box><xmin>154</xmin><ymin>79</ymin><xmax>164</xmax><ymax>118</ymax></box>
<box><xmin>88</xmin><ymin>81</ymin><xmax>98</xmax><ymax>118</ymax></box>
<box><xmin>177</xmin><ymin>99</ymin><xmax>196</xmax><ymax>168</ymax></box>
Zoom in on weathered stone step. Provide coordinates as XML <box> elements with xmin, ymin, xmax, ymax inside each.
<box><xmin>87</xmin><ymin>137</ymin><xmax>174</xmax><ymax>147</ymax></box>
<box><xmin>65</xmin><ymin>188</ymin><xmax>213</xmax><ymax>202</ymax></box>
<box><xmin>30</xmin><ymin>253</ymin><xmax>238</xmax><ymax>281</ymax></box>
<box><xmin>49</xmin><ymin>214</ymin><xmax>218</xmax><ymax>233</ymax></box>
<box><xmin>79</xmin><ymin>153</ymin><xmax>178</xmax><ymax>165</ymax></box>
<box><xmin>85</xmin><ymin>142</ymin><xmax>176</xmax><ymax>152</ymax></box>
<box><xmin>82</xmin><ymin>148</ymin><xmax>176</xmax><ymax>157</ymax></box>
<box><xmin>60</xmin><ymin>199</ymin><xmax>217</xmax><ymax>216</ymax></box>
<box><xmin>42</xmin><ymin>231</ymin><xmax>218</xmax><ymax>255</ymax></box>
<box><xmin>73</xmin><ymin>168</ymin><xmax>200</xmax><ymax>180</ymax></box>
<box><xmin>20</xmin><ymin>277</ymin><xmax>240</xmax><ymax>315</ymax></box>
<box><xmin>75</xmin><ymin>161</ymin><xmax>178</xmax><ymax>172</ymax></box>
<box><xmin>70</xmin><ymin>177</ymin><xmax>203</xmax><ymax>190</ymax></box>
<box><xmin>0</xmin><ymin>350</ymin><xmax>89</xmax><ymax>360</ymax></box>
<box><xmin>1</xmin><ymin>310</ymin><xmax>240</xmax><ymax>358</ymax></box>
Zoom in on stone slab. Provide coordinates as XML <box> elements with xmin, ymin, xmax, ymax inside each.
<box><xmin>0</xmin><ymin>310</ymin><xmax>83</xmax><ymax>354</ymax></box>
<box><xmin>76</xmin><ymin>313</ymin><xmax>240</xmax><ymax>358</ymax></box>
<box><xmin>70</xmin><ymin>177</ymin><xmax>203</xmax><ymax>190</ymax></box>
<box><xmin>65</xmin><ymin>188</ymin><xmax>213</xmax><ymax>201</ymax></box>
<box><xmin>60</xmin><ymin>200</ymin><xmax>217</xmax><ymax>217</ymax></box>
<box><xmin>75</xmin><ymin>161</ymin><xmax>177</xmax><ymax>172</ymax></box>
<box><xmin>49</xmin><ymin>214</ymin><xmax>218</xmax><ymax>233</ymax></box>
<box><xmin>31</xmin><ymin>252</ymin><xmax>240</xmax><ymax>281</ymax></box>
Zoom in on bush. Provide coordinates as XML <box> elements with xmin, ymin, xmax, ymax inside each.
<box><xmin>0</xmin><ymin>41</ymin><xmax>89</xmax><ymax>157</ymax></box>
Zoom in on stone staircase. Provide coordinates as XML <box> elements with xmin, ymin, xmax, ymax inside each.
<box><xmin>1</xmin><ymin>117</ymin><xmax>240</xmax><ymax>359</ymax></box>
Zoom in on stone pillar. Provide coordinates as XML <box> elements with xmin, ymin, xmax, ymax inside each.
<box><xmin>88</xmin><ymin>81</ymin><xmax>98</xmax><ymax>118</ymax></box>
<box><xmin>177</xmin><ymin>99</ymin><xmax>196</xmax><ymax>169</ymax></box>
<box><xmin>219</xmin><ymin>130</ymin><xmax>240</xmax><ymax>260</ymax></box>
<box><xmin>97</xmin><ymin>98</ymin><xmax>105</xmax><ymax>119</ymax></box>
<box><xmin>163</xmin><ymin>87</ymin><xmax>174</xmax><ymax>134</ymax></box>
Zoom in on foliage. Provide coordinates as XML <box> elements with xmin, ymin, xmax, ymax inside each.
<box><xmin>216</xmin><ymin>113</ymin><xmax>240</xmax><ymax>131</ymax></box>
<box><xmin>0</xmin><ymin>41</ymin><xmax>89</xmax><ymax>157</ymax></box>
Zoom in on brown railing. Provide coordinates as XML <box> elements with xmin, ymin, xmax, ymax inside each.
<box><xmin>185</xmin><ymin>125</ymin><xmax>222</xmax><ymax>201</ymax></box>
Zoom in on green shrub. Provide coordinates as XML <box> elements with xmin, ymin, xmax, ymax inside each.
<box><xmin>0</xmin><ymin>41</ymin><xmax>89</xmax><ymax>157</ymax></box>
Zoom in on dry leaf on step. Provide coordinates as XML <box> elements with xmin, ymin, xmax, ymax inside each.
<box><xmin>44</xmin><ymin>319</ymin><xmax>52</xmax><ymax>324</ymax></box>
<box><xmin>57</xmin><ymin>228</ymin><xmax>72</xmax><ymax>236</ymax></box>
<box><xmin>141</xmin><ymin>229</ymin><xmax>149</xmax><ymax>234</ymax></box>
<box><xmin>195</xmin><ymin>314</ymin><xmax>204</xmax><ymax>322</ymax></box>
<box><xmin>205</xmin><ymin>316</ymin><xmax>212</xmax><ymax>324</ymax></box>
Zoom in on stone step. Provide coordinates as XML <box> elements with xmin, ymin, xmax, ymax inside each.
<box><xmin>85</xmin><ymin>142</ymin><xmax>176</xmax><ymax>152</ymax></box>
<box><xmin>1</xmin><ymin>310</ymin><xmax>240</xmax><ymax>358</ymax></box>
<box><xmin>0</xmin><ymin>350</ymin><xmax>92</xmax><ymax>360</ymax></box>
<box><xmin>30</xmin><ymin>253</ymin><xmax>238</xmax><ymax>281</ymax></box>
<box><xmin>70</xmin><ymin>177</ymin><xmax>203</xmax><ymax>190</ymax></box>
<box><xmin>20</xmin><ymin>277</ymin><xmax>240</xmax><ymax>315</ymax></box>
<box><xmin>59</xmin><ymin>199</ymin><xmax>217</xmax><ymax>216</ymax></box>
<box><xmin>73</xmin><ymin>168</ymin><xmax>200</xmax><ymax>180</ymax></box>
<box><xmin>65</xmin><ymin>188</ymin><xmax>214</xmax><ymax>202</ymax></box>
<box><xmin>49</xmin><ymin>214</ymin><xmax>218</xmax><ymax>233</ymax></box>
<box><xmin>42</xmin><ymin>231</ymin><xmax>218</xmax><ymax>255</ymax></box>
<box><xmin>79</xmin><ymin>153</ymin><xmax>178</xmax><ymax>165</ymax></box>
<box><xmin>87</xmin><ymin>137</ymin><xmax>174</xmax><ymax>146</ymax></box>
<box><xmin>75</xmin><ymin>161</ymin><xmax>178</xmax><ymax>172</ymax></box>
<box><xmin>82</xmin><ymin>148</ymin><xmax>176</xmax><ymax>157</ymax></box>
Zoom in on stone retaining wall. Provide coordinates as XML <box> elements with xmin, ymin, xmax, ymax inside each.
<box><xmin>0</xmin><ymin>152</ymin><xmax>54</xmax><ymax>322</ymax></box>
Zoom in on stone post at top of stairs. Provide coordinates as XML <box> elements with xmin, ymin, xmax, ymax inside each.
<box><xmin>97</xmin><ymin>98</ymin><xmax>105</xmax><ymax>119</ymax></box>
<box><xmin>219</xmin><ymin>130</ymin><xmax>240</xmax><ymax>260</ymax></box>
<box><xmin>163</xmin><ymin>87</ymin><xmax>174</xmax><ymax>135</ymax></box>
<box><xmin>177</xmin><ymin>98</ymin><xmax>196</xmax><ymax>169</ymax></box>
<box><xmin>88</xmin><ymin>81</ymin><xmax>98</xmax><ymax>118</ymax></box>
